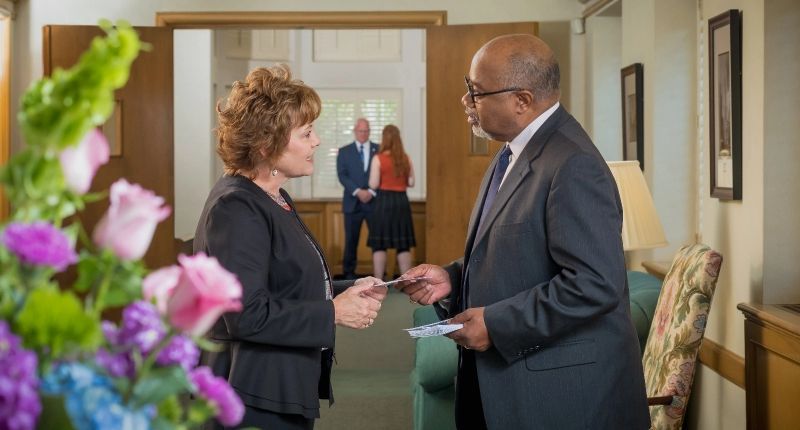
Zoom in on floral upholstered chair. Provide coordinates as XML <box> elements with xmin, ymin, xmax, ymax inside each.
<box><xmin>641</xmin><ymin>244</ymin><xmax>723</xmax><ymax>430</ymax></box>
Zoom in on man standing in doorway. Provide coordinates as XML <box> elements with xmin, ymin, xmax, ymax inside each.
<box><xmin>337</xmin><ymin>118</ymin><xmax>379</xmax><ymax>279</ymax></box>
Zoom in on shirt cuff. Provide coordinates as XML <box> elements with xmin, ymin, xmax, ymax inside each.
<box><xmin>352</xmin><ymin>189</ymin><xmax>361</xmax><ymax>197</ymax></box>
<box><xmin>368</xmin><ymin>189</ymin><xmax>377</xmax><ymax>197</ymax></box>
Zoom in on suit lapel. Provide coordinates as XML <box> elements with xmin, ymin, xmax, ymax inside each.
<box><xmin>470</xmin><ymin>106</ymin><xmax>569</xmax><ymax>250</ymax></box>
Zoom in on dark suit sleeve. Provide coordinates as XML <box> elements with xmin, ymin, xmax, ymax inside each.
<box><xmin>331</xmin><ymin>279</ymin><xmax>355</xmax><ymax>296</ymax></box>
<box><xmin>484</xmin><ymin>153</ymin><xmax>626</xmax><ymax>363</ymax></box>
<box><xmin>337</xmin><ymin>146</ymin><xmax>360</xmax><ymax>195</ymax></box>
<box><xmin>205</xmin><ymin>193</ymin><xmax>335</xmax><ymax>348</ymax></box>
<box><xmin>433</xmin><ymin>258</ymin><xmax>464</xmax><ymax>320</ymax></box>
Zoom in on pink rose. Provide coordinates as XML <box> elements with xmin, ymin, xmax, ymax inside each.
<box><xmin>59</xmin><ymin>129</ymin><xmax>110</xmax><ymax>194</ymax></box>
<box><xmin>93</xmin><ymin>179</ymin><xmax>171</xmax><ymax>260</ymax></box>
<box><xmin>167</xmin><ymin>253</ymin><xmax>243</xmax><ymax>337</ymax></box>
<box><xmin>143</xmin><ymin>265</ymin><xmax>182</xmax><ymax>314</ymax></box>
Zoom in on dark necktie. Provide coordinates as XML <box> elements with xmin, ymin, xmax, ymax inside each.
<box><xmin>477</xmin><ymin>145</ymin><xmax>513</xmax><ymax>230</ymax></box>
<box><xmin>357</xmin><ymin>144</ymin><xmax>367</xmax><ymax>171</ymax></box>
<box><xmin>461</xmin><ymin>145</ymin><xmax>512</xmax><ymax>311</ymax></box>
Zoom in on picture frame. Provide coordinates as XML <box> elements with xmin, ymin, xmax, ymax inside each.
<box><xmin>621</xmin><ymin>63</ymin><xmax>644</xmax><ymax>170</ymax></box>
<box><xmin>709</xmin><ymin>10</ymin><xmax>742</xmax><ymax>200</ymax></box>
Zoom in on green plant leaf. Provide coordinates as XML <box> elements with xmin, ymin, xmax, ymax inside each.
<box><xmin>131</xmin><ymin>366</ymin><xmax>193</xmax><ymax>409</ymax></box>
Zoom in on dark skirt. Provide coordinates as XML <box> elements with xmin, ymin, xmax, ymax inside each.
<box><xmin>367</xmin><ymin>190</ymin><xmax>416</xmax><ymax>250</ymax></box>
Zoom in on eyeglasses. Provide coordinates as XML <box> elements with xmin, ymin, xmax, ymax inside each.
<box><xmin>464</xmin><ymin>75</ymin><xmax>527</xmax><ymax>105</ymax></box>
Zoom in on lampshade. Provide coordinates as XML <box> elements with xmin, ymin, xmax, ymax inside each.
<box><xmin>607</xmin><ymin>161</ymin><xmax>668</xmax><ymax>251</ymax></box>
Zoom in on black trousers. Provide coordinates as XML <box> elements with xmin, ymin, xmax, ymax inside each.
<box><xmin>342</xmin><ymin>204</ymin><xmax>370</xmax><ymax>276</ymax></box>
<box><xmin>455</xmin><ymin>348</ymin><xmax>488</xmax><ymax>430</ymax></box>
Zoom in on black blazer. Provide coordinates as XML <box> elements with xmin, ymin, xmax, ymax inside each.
<box><xmin>194</xmin><ymin>175</ymin><xmax>337</xmax><ymax>419</ymax></box>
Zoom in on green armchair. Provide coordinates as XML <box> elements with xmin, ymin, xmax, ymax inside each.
<box><xmin>410</xmin><ymin>305</ymin><xmax>459</xmax><ymax>430</ymax></box>
<box><xmin>410</xmin><ymin>270</ymin><xmax>663</xmax><ymax>430</ymax></box>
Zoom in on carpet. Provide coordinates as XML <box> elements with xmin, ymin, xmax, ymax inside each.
<box><xmin>316</xmin><ymin>291</ymin><xmax>418</xmax><ymax>430</ymax></box>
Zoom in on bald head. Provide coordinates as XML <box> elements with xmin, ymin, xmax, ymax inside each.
<box><xmin>474</xmin><ymin>34</ymin><xmax>560</xmax><ymax>102</ymax></box>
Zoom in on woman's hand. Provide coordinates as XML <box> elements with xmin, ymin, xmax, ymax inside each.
<box><xmin>355</xmin><ymin>276</ymin><xmax>389</xmax><ymax>302</ymax></box>
<box><xmin>332</xmin><ymin>281</ymin><xmax>383</xmax><ymax>329</ymax></box>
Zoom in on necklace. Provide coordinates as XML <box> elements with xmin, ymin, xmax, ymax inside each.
<box><xmin>264</xmin><ymin>189</ymin><xmax>290</xmax><ymax>210</ymax></box>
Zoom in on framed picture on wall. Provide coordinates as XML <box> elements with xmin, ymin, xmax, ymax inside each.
<box><xmin>709</xmin><ymin>9</ymin><xmax>742</xmax><ymax>200</ymax></box>
<box><xmin>621</xmin><ymin>63</ymin><xmax>644</xmax><ymax>170</ymax></box>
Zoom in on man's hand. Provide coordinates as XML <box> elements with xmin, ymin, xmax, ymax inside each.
<box><xmin>396</xmin><ymin>264</ymin><xmax>452</xmax><ymax>305</ymax></box>
<box><xmin>446</xmin><ymin>307</ymin><xmax>492</xmax><ymax>352</ymax></box>
<box><xmin>356</xmin><ymin>189</ymin><xmax>373</xmax><ymax>203</ymax></box>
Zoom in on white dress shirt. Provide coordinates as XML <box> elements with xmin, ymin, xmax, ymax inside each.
<box><xmin>499</xmin><ymin>102</ymin><xmax>560</xmax><ymax>189</ymax></box>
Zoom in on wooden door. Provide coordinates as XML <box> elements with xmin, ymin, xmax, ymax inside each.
<box><xmin>426</xmin><ymin>22</ymin><xmax>538</xmax><ymax>265</ymax></box>
<box><xmin>44</xmin><ymin>25</ymin><xmax>175</xmax><ymax>269</ymax></box>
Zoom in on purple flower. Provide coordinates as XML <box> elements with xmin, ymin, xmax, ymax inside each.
<box><xmin>95</xmin><ymin>348</ymin><xmax>134</xmax><ymax>378</ymax></box>
<box><xmin>118</xmin><ymin>301</ymin><xmax>165</xmax><ymax>354</ymax></box>
<box><xmin>1</xmin><ymin>222</ymin><xmax>78</xmax><ymax>272</ymax></box>
<box><xmin>190</xmin><ymin>367</ymin><xmax>244</xmax><ymax>427</ymax></box>
<box><xmin>156</xmin><ymin>335</ymin><xmax>199</xmax><ymax>371</ymax></box>
<box><xmin>101</xmin><ymin>321</ymin><xmax>120</xmax><ymax>346</ymax></box>
<box><xmin>0</xmin><ymin>321</ymin><xmax>41</xmax><ymax>430</ymax></box>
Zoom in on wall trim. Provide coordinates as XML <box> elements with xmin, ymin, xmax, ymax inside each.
<box><xmin>698</xmin><ymin>336</ymin><xmax>746</xmax><ymax>389</ymax></box>
<box><xmin>155</xmin><ymin>11</ymin><xmax>447</xmax><ymax>29</ymax></box>
<box><xmin>582</xmin><ymin>0</ymin><xmax>619</xmax><ymax>19</ymax></box>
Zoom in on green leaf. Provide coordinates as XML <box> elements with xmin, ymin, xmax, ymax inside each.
<box><xmin>103</xmin><ymin>259</ymin><xmax>145</xmax><ymax>308</ymax></box>
<box><xmin>131</xmin><ymin>366</ymin><xmax>193</xmax><ymax>409</ymax></box>
<box><xmin>74</xmin><ymin>252</ymin><xmax>104</xmax><ymax>293</ymax></box>
<box><xmin>156</xmin><ymin>395</ymin><xmax>183</xmax><ymax>424</ymax></box>
<box><xmin>151</xmin><ymin>417</ymin><xmax>179</xmax><ymax>430</ymax></box>
<box><xmin>193</xmin><ymin>336</ymin><xmax>224</xmax><ymax>353</ymax></box>
<box><xmin>187</xmin><ymin>399</ymin><xmax>217</xmax><ymax>426</ymax></box>
<box><xmin>14</xmin><ymin>288</ymin><xmax>101</xmax><ymax>361</ymax></box>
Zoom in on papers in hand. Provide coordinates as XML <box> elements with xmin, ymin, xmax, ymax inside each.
<box><xmin>404</xmin><ymin>319</ymin><xmax>463</xmax><ymax>338</ymax></box>
<box><xmin>373</xmin><ymin>276</ymin><xmax>430</xmax><ymax>288</ymax></box>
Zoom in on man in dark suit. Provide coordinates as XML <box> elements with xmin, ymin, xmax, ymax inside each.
<box><xmin>337</xmin><ymin>118</ymin><xmax>379</xmax><ymax>279</ymax></box>
<box><xmin>399</xmin><ymin>34</ymin><xmax>650</xmax><ymax>429</ymax></box>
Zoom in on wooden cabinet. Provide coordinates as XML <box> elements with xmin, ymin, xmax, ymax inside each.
<box><xmin>294</xmin><ymin>199</ymin><xmax>426</xmax><ymax>278</ymax></box>
<box><xmin>738</xmin><ymin>303</ymin><xmax>800</xmax><ymax>429</ymax></box>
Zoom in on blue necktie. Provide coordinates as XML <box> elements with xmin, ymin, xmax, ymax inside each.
<box><xmin>462</xmin><ymin>145</ymin><xmax>512</xmax><ymax>311</ymax></box>
<box><xmin>358</xmin><ymin>144</ymin><xmax>367</xmax><ymax>171</ymax></box>
<box><xmin>478</xmin><ymin>145</ymin><xmax>513</xmax><ymax>230</ymax></box>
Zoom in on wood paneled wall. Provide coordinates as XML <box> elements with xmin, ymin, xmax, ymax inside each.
<box><xmin>294</xmin><ymin>200</ymin><xmax>426</xmax><ymax>278</ymax></box>
<box><xmin>425</xmin><ymin>22</ymin><xmax>537</xmax><ymax>265</ymax></box>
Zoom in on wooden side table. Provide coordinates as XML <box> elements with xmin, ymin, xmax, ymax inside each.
<box><xmin>738</xmin><ymin>303</ymin><xmax>800</xmax><ymax>429</ymax></box>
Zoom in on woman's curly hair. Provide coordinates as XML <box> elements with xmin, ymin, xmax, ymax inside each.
<box><xmin>216</xmin><ymin>64</ymin><xmax>321</xmax><ymax>177</ymax></box>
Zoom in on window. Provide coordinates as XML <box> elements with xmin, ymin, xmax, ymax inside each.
<box><xmin>287</xmin><ymin>88</ymin><xmax>401</xmax><ymax>198</ymax></box>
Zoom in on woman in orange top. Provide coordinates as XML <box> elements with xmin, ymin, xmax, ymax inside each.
<box><xmin>367</xmin><ymin>124</ymin><xmax>416</xmax><ymax>280</ymax></box>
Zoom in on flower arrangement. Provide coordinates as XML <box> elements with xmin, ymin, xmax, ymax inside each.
<box><xmin>0</xmin><ymin>21</ymin><xmax>245</xmax><ymax>429</ymax></box>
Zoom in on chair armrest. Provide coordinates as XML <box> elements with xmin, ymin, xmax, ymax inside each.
<box><xmin>648</xmin><ymin>395</ymin><xmax>673</xmax><ymax>406</ymax></box>
<box><xmin>414</xmin><ymin>335</ymin><xmax>459</xmax><ymax>392</ymax></box>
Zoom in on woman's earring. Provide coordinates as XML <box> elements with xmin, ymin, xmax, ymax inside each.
<box><xmin>271</xmin><ymin>169</ymin><xmax>278</xmax><ymax>177</ymax></box>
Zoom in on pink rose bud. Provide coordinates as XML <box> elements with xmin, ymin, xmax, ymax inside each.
<box><xmin>58</xmin><ymin>129</ymin><xmax>110</xmax><ymax>194</ymax></box>
<box><xmin>143</xmin><ymin>265</ymin><xmax>182</xmax><ymax>314</ymax></box>
<box><xmin>93</xmin><ymin>179</ymin><xmax>171</xmax><ymax>260</ymax></box>
<box><xmin>167</xmin><ymin>253</ymin><xmax>243</xmax><ymax>337</ymax></box>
